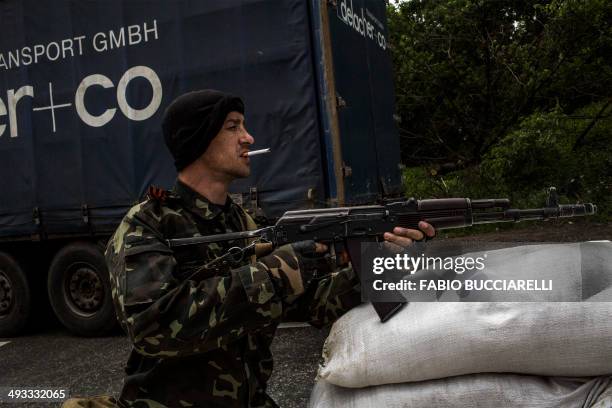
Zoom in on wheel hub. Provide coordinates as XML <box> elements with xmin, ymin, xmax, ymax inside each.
<box><xmin>0</xmin><ymin>270</ymin><xmax>13</xmax><ymax>316</ymax></box>
<box><xmin>67</xmin><ymin>267</ymin><xmax>103</xmax><ymax>314</ymax></box>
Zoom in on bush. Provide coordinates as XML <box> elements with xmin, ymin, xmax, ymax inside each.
<box><xmin>403</xmin><ymin>102</ymin><xmax>611</xmax><ymax>221</ymax></box>
<box><xmin>482</xmin><ymin>102</ymin><xmax>611</xmax><ymax>217</ymax></box>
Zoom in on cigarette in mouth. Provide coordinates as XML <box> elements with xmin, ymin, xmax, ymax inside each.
<box><xmin>243</xmin><ymin>148</ymin><xmax>271</xmax><ymax>157</ymax></box>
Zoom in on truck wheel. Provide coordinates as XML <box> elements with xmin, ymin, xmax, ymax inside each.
<box><xmin>0</xmin><ymin>252</ymin><xmax>31</xmax><ymax>337</ymax></box>
<box><xmin>48</xmin><ymin>242</ymin><xmax>116</xmax><ymax>336</ymax></box>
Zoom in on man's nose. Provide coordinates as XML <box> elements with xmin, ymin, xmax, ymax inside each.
<box><xmin>242</xmin><ymin>130</ymin><xmax>255</xmax><ymax>145</ymax></box>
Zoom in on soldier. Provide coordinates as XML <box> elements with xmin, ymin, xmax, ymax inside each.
<box><xmin>100</xmin><ymin>89</ymin><xmax>434</xmax><ymax>407</ymax></box>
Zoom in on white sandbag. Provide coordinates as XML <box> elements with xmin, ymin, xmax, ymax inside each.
<box><xmin>589</xmin><ymin>286</ymin><xmax>612</xmax><ymax>301</ymax></box>
<box><xmin>395</xmin><ymin>241</ymin><xmax>612</xmax><ymax>302</ymax></box>
<box><xmin>591</xmin><ymin>380</ymin><xmax>612</xmax><ymax>408</ymax></box>
<box><xmin>309</xmin><ymin>374</ymin><xmax>612</xmax><ymax>408</ymax></box>
<box><xmin>319</xmin><ymin>242</ymin><xmax>612</xmax><ymax>388</ymax></box>
<box><xmin>319</xmin><ymin>302</ymin><xmax>612</xmax><ymax>387</ymax></box>
<box><xmin>414</xmin><ymin>242</ymin><xmax>584</xmax><ymax>302</ymax></box>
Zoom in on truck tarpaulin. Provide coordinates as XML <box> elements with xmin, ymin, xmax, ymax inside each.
<box><xmin>0</xmin><ymin>0</ymin><xmax>330</xmax><ymax>237</ymax></box>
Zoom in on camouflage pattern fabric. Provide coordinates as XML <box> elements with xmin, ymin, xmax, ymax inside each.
<box><xmin>258</xmin><ymin>242</ymin><xmax>338</xmax><ymax>304</ymax></box>
<box><xmin>259</xmin><ymin>244</ymin><xmax>306</xmax><ymax>298</ymax></box>
<box><xmin>62</xmin><ymin>396</ymin><xmax>119</xmax><ymax>408</ymax></box>
<box><xmin>105</xmin><ymin>181</ymin><xmax>361</xmax><ymax>408</ymax></box>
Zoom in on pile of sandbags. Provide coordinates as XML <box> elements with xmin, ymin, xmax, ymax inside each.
<box><xmin>310</xmin><ymin>242</ymin><xmax>612</xmax><ymax>408</ymax></box>
<box><xmin>311</xmin><ymin>374</ymin><xmax>612</xmax><ymax>408</ymax></box>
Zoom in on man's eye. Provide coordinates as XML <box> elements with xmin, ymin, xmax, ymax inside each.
<box><xmin>228</xmin><ymin>125</ymin><xmax>239</xmax><ymax>130</ymax></box>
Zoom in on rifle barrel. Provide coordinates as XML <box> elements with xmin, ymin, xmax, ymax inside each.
<box><xmin>472</xmin><ymin>203</ymin><xmax>596</xmax><ymax>225</ymax></box>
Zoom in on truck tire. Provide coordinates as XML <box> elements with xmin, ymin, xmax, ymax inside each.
<box><xmin>0</xmin><ymin>251</ymin><xmax>31</xmax><ymax>337</ymax></box>
<box><xmin>48</xmin><ymin>242</ymin><xmax>116</xmax><ymax>336</ymax></box>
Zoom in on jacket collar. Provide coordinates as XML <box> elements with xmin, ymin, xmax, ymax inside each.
<box><xmin>173</xmin><ymin>180</ymin><xmax>232</xmax><ymax>221</ymax></box>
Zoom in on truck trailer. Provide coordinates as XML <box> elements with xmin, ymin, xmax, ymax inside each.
<box><xmin>0</xmin><ymin>0</ymin><xmax>402</xmax><ymax>336</ymax></box>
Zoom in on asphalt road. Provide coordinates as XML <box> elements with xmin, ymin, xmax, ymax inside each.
<box><xmin>0</xmin><ymin>323</ymin><xmax>329</xmax><ymax>408</ymax></box>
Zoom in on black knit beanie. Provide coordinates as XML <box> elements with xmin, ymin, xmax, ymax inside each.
<box><xmin>162</xmin><ymin>89</ymin><xmax>245</xmax><ymax>171</ymax></box>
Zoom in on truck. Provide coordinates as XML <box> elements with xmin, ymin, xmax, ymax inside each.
<box><xmin>0</xmin><ymin>0</ymin><xmax>402</xmax><ymax>337</ymax></box>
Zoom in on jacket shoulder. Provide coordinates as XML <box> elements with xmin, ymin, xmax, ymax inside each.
<box><xmin>123</xmin><ymin>187</ymin><xmax>185</xmax><ymax>229</ymax></box>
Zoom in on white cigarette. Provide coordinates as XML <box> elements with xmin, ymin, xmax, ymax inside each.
<box><xmin>245</xmin><ymin>148</ymin><xmax>271</xmax><ymax>157</ymax></box>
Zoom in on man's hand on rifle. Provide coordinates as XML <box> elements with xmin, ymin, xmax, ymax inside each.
<box><xmin>383</xmin><ymin>221</ymin><xmax>436</xmax><ymax>248</ymax></box>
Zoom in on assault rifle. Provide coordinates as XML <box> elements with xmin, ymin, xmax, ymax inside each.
<box><xmin>167</xmin><ymin>188</ymin><xmax>596</xmax><ymax>322</ymax></box>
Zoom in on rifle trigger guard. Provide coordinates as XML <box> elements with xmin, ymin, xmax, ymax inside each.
<box><xmin>205</xmin><ymin>242</ymin><xmax>258</xmax><ymax>269</ymax></box>
<box><xmin>227</xmin><ymin>246</ymin><xmax>245</xmax><ymax>264</ymax></box>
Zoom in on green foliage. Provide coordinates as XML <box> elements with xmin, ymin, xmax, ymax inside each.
<box><xmin>403</xmin><ymin>102</ymin><xmax>611</xmax><ymax>219</ymax></box>
<box><xmin>389</xmin><ymin>0</ymin><xmax>611</xmax><ymax>221</ymax></box>
<box><xmin>387</xmin><ymin>0</ymin><xmax>612</xmax><ymax>167</ymax></box>
<box><xmin>482</xmin><ymin>101</ymin><xmax>611</xmax><ymax>216</ymax></box>
<box><xmin>403</xmin><ymin>166</ymin><xmax>487</xmax><ymax>198</ymax></box>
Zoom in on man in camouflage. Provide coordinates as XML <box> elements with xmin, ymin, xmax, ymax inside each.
<box><xmin>101</xmin><ymin>90</ymin><xmax>434</xmax><ymax>407</ymax></box>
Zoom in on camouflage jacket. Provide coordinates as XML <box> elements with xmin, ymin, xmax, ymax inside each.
<box><xmin>105</xmin><ymin>181</ymin><xmax>361</xmax><ymax>408</ymax></box>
